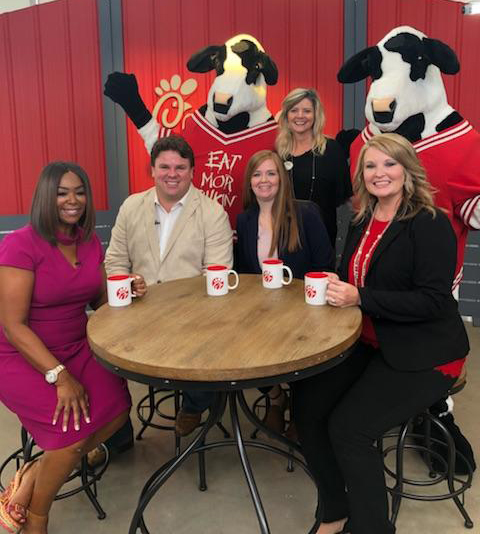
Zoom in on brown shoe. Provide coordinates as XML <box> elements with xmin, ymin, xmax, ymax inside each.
<box><xmin>175</xmin><ymin>410</ymin><xmax>202</xmax><ymax>436</ymax></box>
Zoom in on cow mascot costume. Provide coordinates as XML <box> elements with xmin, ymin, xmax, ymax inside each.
<box><xmin>104</xmin><ymin>34</ymin><xmax>278</xmax><ymax>227</ymax></box>
<box><xmin>337</xmin><ymin>25</ymin><xmax>478</xmax><ymax>474</ymax></box>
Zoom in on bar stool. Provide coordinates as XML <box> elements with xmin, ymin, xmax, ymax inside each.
<box><xmin>0</xmin><ymin>427</ymin><xmax>109</xmax><ymax>519</ymax></box>
<box><xmin>380</xmin><ymin>373</ymin><xmax>474</xmax><ymax>529</ymax></box>
<box><xmin>136</xmin><ymin>387</ymin><xmax>183</xmax><ymax>454</ymax></box>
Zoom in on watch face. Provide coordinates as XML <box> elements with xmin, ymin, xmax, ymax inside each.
<box><xmin>45</xmin><ymin>370</ymin><xmax>56</xmax><ymax>384</ymax></box>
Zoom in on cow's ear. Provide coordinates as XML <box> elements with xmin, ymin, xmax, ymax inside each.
<box><xmin>423</xmin><ymin>38</ymin><xmax>460</xmax><ymax>75</ymax></box>
<box><xmin>187</xmin><ymin>45</ymin><xmax>226</xmax><ymax>73</ymax></box>
<box><xmin>257</xmin><ymin>52</ymin><xmax>278</xmax><ymax>85</ymax></box>
<box><xmin>337</xmin><ymin>46</ymin><xmax>382</xmax><ymax>83</ymax></box>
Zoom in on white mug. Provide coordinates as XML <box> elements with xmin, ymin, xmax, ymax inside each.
<box><xmin>107</xmin><ymin>274</ymin><xmax>135</xmax><ymax>307</ymax></box>
<box><xmin>206</xmin><ymin>265</ymin><xmax>239</xmax><ymax>296</ymax></box>
<box><xmin>262</xmin><ymin>259</ymin><xmax>293</xmax><ymax>289</ymax></box>
<box><xmin>304</xmin><ymin>272</ymin><xmax>329</xmax><ymax>306</ymax></box>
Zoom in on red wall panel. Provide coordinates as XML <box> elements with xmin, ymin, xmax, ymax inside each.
<box><xmin>367</xmin><ymin>0</ymin><xmax>480</xmax><ymax>130</ymax></box>
<box><xmin>0</xmin><ymin>0</ymin><xmax>108</xmax><ymax>216</ymax></box>
<box><xmin>121</xmin><ymin>0</ymin><xmax>345</xmax><ymax>194</ymax></box>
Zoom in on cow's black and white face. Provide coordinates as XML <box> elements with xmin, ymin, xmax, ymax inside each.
<box><xmin>187</xmin><ymin>34</ymin><xmax>278</xmax><ymax>128</ymax></box>
<box><xmin>338</xmin><ymin>26</ymin><xmax>459</xmax><ymax>139</ymax></box>
<box><xmin>367</xmin><ymin>28</ymin><xmax>449</xmax><ymax>132</ymax></box>
<box><xmin>207</xmin><ymin>37</ymin><xmax>269</xmax><ymax>122</ymax></box>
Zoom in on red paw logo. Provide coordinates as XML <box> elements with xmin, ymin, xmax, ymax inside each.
<box><xmin>212</xmin><ymin>277</ymin><xmax>224</xmax><ymax>290</ymax></box>
<box><xmin>116</xmin><ymin>287</ymin><xmax>130</xmax><ymax>300</ymax></box>
<box><xmin>305</xmin><ymin>285</ymin><xmax>317</xmax><ymax>298</ymax></box>
<box><xmin>263</xmin><ymin>271</ymin><xmax>273</xmax><ymax>283</ymax></box>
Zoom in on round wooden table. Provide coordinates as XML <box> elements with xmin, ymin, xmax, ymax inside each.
<box><xmin>87</xmin><ymin>274</ymin><xmax>362</xmax><ymax>534</ymax></box>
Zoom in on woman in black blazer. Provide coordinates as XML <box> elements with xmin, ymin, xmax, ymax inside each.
<box><xmin>235</xmin><ymin>149</ymin><xmax>333</xmax><ymax>434</ymax></box>
<box><xmin>293</xmin><ymin>133</ymin><xmax>469</xmax><ymax>534</ymax></box>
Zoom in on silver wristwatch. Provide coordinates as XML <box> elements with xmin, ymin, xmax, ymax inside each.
<box><xmin>45</xmin><ymin>364</ymin><xmax>66</xmax><ymax>384</ymax></box>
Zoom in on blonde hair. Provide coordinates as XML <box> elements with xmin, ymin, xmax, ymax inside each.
<box><xmin>353</xmin><ymin>133</ymin><xmax>436</xmax><ymax>223</ymax></box>
<box><xmin>275</xmin><ymin>88</ymin><xmax>327</xmax><ymax>159</ymax></box>
<box><xmin>243</xmin><ymin>150</ymin><xmax>301</xmax><ymax>255</ymax></box>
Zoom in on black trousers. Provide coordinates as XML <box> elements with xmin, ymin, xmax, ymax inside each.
<box><xmin>292</xmin><ymin>342</ymin><xmax>456</xmax><ymax>534</ymax></box>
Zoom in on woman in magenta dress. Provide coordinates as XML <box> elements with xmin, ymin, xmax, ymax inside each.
<box><xmin>0</xmin><ymin>162</ymin><xmax>146</xmax><ymax>533</ymax></box>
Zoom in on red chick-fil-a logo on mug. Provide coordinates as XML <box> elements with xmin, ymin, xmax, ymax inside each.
<box><xmin>305</xmin><ymin>285</ymin><xmax>317</xmax><ymax>299</ymax></box>
<box><xmin>211</xmin><ymin>277</ymin><xmax>225</xmax><ymax>290</ymax></box>
<box><xmin>116</xmin><ymin>286</ymin><xmax>130</xmax><ymax>300</ymax></box>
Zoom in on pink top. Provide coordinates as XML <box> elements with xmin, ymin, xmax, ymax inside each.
<box><xmin>0</xmin><ymin>225</ymin><xmax>131</xmax><ymax>449</ymax></box>
<box><xmin>257</xmin><ymin>222</ymin><xmax>278</xmax><ymax>265</ymax></box>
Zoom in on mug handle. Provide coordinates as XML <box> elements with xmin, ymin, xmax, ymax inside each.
<box><xmin>130</xmin><ymin>276</ymin><xmax>139</xmax><ymax>298</ymax></box>
<box><xmin>227</xmin><ymin>270</ymin><xmax>239</xmax><ymax>290</ymax></box>
<box><xmin>282</xmin><ymin>265</ymin><xmax>293</xmax><ymax>285</ymax></box>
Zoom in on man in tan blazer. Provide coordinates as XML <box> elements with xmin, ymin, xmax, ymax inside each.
<box><xmin>106</xmin><ymin>135</ymin><xmax>233</xmax><ymax>436</ymax></box>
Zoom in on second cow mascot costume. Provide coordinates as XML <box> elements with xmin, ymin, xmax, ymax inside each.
<box><xmin>338</xmin><ymin>25</ymin><xmax>479</xmax><ymax>474</ymax></box>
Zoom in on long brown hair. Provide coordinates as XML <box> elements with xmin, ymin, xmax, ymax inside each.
<box><xmin>275</xmin><ymin>88</ymin><xmax>327</xmax><ymax>159</ymax></box>
<box><xmin>30</xmin><ymin>161</ymin><xmax>95</xmax><ymax>244</ymax></box>
<box><xmin>242</xmin><ymin>150</ymin><xmax>301</xmax><ymax>255</ymax></box>
<box><xmin>353</xmin><ymin>133</ymin><xmax>436</xmax><ymax>223</ymax></box>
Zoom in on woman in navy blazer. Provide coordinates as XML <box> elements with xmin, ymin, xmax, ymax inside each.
<box><xmin>234</xmin><ymin>149</ymin><xmax>333</xmax><ymax>435</ymax></box>
<box><xmin>235</xmin><ymin>150</ymin><xmax>333</xmax><ymax>278</ymax></box>
<box><xmin>235</xmin><ymin>200</ymin><xmax>334</xmax><ymax>278</ymax></box>
<box><xmin>293</xmin><ymin>134</ymin><xmax>469</xmax><ymax>534</ymax></box>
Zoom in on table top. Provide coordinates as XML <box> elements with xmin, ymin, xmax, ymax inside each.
<box><xmin>87</xmin><ymin>274</ymin><xmax>361</xmax><ymax>386</ymax></box>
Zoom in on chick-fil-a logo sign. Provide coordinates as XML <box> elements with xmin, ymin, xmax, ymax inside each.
<box><xmin>152</xmin><ymin>74</ymin><xmax>197</xmax><ymax>133</ymax></box>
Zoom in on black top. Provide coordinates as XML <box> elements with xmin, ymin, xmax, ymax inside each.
<box><xmin>289</xmin><ymin>138</ymin><xmax>352</xmax><ymax>246</ymax></box>
<box><xmin>338</xmin><ymin>208</ymin><xmax>469</xmax><ymax>371</ymax></box>
<box><xmin>234</xmin><ymin>200</ymin><xmax>334</xmax><ymax>279</ymax></box>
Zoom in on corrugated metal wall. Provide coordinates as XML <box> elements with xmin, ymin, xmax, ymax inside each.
<box><xmin>121</xmin><ymin>0</ymin><xmax>345</xmax><ymax>194</ymax></box>
<box><xmin>0</xmin><ymin>0</ymin><xmax>108</xmax><ymax>216</ymax></box>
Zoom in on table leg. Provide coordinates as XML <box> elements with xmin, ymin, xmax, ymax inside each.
<box><xmin>237</xmin><ymin>390</ymin><xmax>302</xmax><ymax>454</ymax></box>
<box><xmin>129</xmin><ymin>391</ymin><xmax>227</xmax><ymax>534</ymax></box>
<box><xmin>229</xmin><ymin>391</ymin><xmax>271</xmax><ymax>534</ymax></box>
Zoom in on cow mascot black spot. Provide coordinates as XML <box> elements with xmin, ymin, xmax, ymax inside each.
<box><xmin>104</xmin><ymin>34</ymin><xmax>278</xmax><ymax>227</ymax></box>
<box><xmin>337</xmin><ymin>25</ymin><xmax>478</xmax><ymax>475</ymax></box>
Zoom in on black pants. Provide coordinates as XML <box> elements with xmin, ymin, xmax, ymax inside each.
<box><xmin>292</xmin><ymin>343</ymin><xmax>456</xmax><ymax>534</ymax></box>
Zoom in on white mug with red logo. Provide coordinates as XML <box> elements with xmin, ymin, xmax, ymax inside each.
<box><xmin>107</xmin><ymin>274</ymin><xmax>135</xmax><ymax>307</ymax></box>
<box><xmin>304</xmin><ymin>272</ymin><xmax>329</xmax><ymax>305</ymax></box>
<box><xmin>206</xmin><ymin>265</ymin><xmax>239</xmax><ymax>296</ymax></box>
<box><xmin>262</xmin><ymin>259</ymin><xmax>293</xmax><ymax>289</ymax></box>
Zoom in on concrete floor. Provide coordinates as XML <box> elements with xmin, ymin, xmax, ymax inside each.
<box><xmin>0</xmin><ymin>324</ymin><xmax>478</xmax><ymax>534</ymax></box>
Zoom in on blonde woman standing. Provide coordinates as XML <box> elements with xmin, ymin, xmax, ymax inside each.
<box><xmin>276</xmin><ymin>88</ymin><xmax>352</xmax><ymax>247</ymax></box>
